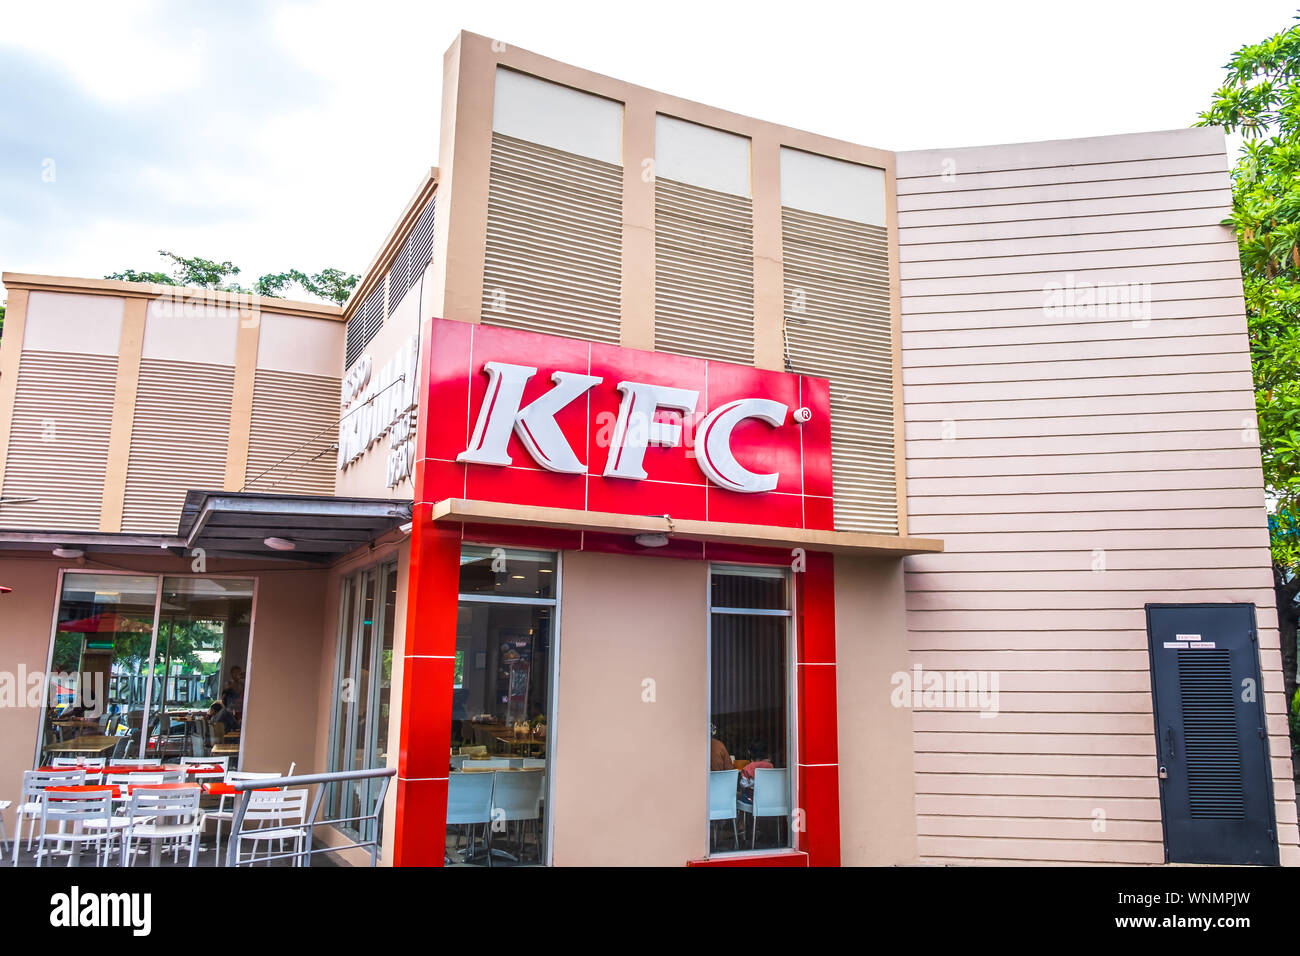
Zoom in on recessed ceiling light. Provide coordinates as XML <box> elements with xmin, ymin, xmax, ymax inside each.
<box><xmin>264</xmin><ymin>536</ymin><xmax>296</xmax><ymax>551</ymax></box>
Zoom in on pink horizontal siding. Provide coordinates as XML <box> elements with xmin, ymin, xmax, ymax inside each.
<box><xmin>897</xmin><ymin>127</ymin><xmax>1299</xmax><ymax>867</ymax></box>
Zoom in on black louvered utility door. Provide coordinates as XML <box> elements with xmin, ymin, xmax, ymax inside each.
<box><xmin>1146</xmin><ymin>604</ymin><xmax>1278</xmax><ymax>865</ymax></box>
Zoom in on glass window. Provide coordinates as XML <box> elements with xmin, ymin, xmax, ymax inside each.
<box><xmin>147</xmin><ymin>577</ymin><xmax>253</xmax><ymax>762</ymax></box>
<box><xmin>327</xmin><ymin>561</ymin><xmax>397</xmax><ymax>843</ymax></box>
<box><xmin>40</xmin><ymin>572</ymin><xmax>254</xmax><ymax>767</ymax></box>
<box><xmin>448</xmin><ymin>545</ymin><xmax>556</xmax><ymax>867</ymax></box>
<box><xmin>709</xmin><ymin>565</ymin><xmax>792</xmax><ymax>853</ymax></box>
<box><xmin>458</xmin><ymin>545</ymin><xmax>557</xmax><ymax>599</ymax></box>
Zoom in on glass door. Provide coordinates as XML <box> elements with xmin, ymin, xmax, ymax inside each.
<box><xmin>327</xmin><ymin>561</ymin><xmax>397</xmax><ymax>843</ymax></box>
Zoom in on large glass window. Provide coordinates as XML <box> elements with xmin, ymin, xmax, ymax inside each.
<box><xmin>327</xmin><ymin>561</ymin><xmax>397</xmax><ymax>842</ymax></box>
<box><xmin>39</xmin><ymin>572</ymin><xmax>254</xmax><ymax>766</ymax></box>
<box><xmin>708</xmin><ymin>565</ymin><xmax>793</xmax><ymax>853</ymax></box>
<box><xmin>447</xmin><ymin>545</ymin><xmax>557</xmax><ymax>867</ymax></box>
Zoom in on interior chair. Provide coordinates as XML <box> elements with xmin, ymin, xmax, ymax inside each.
<box><xmin>737</xmin><ymin>768</ymin><xmax>790</xmax><ymax>849</ymax></box>
<box><xmin>445</xmin><ymin>771</ymin><xmax>494</xmax><ymax>866</ymax></box>
<box><xmin>709</xmin><ymin>769</ymin><xmax>740</xmax><ymax>851</ymax></box>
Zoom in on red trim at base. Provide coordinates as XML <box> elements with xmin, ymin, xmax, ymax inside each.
<box><xmin>687</xmin><ymin>851</ymin><xmax>810</xmax><ymax>867</ymax></box>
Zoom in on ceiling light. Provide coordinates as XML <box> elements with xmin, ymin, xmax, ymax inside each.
<box><xmin>634</xmin><ymin>533</ymin><xmax>669</xmax><ymax>548</ymax></box>
<box><xmin>52</xmin><ymin>547</ymin><xmax>84</xmax><ymax>559</ymax></box>
<box><xmin>263</xmin><ymin>536</ymin><xmax>296</xmax><ymax>551</ymax></box>
<box><xmin>0</xmin><ymin>586</ymin><xmax>12</xmax><ymax>594</ymax></box>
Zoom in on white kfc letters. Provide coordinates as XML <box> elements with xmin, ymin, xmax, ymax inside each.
<box><xmin>457</xmin><ymin>362</ymin><xmax>789</xmax><ymax>493</ymax></box>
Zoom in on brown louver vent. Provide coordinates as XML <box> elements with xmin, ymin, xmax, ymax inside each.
<box><xmin>243</xmin><ymin>368</ymin><xmax>340</xmax><ymax>495</ymax></box>
<box><xmin>1178</xmin><ymin>650</ymin><xmax>1246</xmax><ymax>820</ymax></box>
<box><xmin>120</xmin><ymin>358</ymin><xmax>234</xmax><ymax>533</ymax></box>
<box><xmin>481</xmin><ymin>132</ymin><xmax>622</xmax><ymax>344</ymax></box>
<box><xmin>654</xmin><ymin>177</ymin><xmax>754</xmax><ymax>364</ymax></box>
<box><xmin>0</xmin><ymin>351</ymin><xmax>116</xmax><ymax>531</ymax></box>
<box><xmin>781</xmin><ymin>206</ymin><xmax>897</xmax><ymax>533</ymax></box>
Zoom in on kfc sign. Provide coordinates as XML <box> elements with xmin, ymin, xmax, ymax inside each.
<box><xmin>420</xmin><ymin>318</ymin><xmax>834</xmax><ymax>531</ymax></box>
<box><xmin>457</xmin><ymin>363</ymin><xmax>795</xmax><ymax>493</ymax></box>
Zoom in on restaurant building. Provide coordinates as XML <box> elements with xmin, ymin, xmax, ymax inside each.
<box><xmin>0</xmin><ymin>32</ymin><xmax>1295</xmax><ymax>867</ymax></box>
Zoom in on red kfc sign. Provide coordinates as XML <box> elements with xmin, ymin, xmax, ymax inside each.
<box><xmin>418</xmin><ymin>318</ymin><xmax>833</xmax><ymax>530</ymax></box>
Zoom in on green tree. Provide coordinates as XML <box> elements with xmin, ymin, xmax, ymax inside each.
<box><xmin>1198</xmin><ymin>15</ymin><xmax>1300</xmax><ymax>760</ymax></box>
<box><xmin>108</xmin><ymin>250</ymin><xmax>358</xmax><ymax>305</ymax></box>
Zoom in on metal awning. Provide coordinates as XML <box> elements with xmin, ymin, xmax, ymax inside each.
<box><xmin>431</xmin><ymin>498</ymin><xmax>943</xmax><ymax>556</ymax></box>
<box><xmin>178</xmin><ymin>491</ymin><xmax>413</xmax><ymax>563</ymax></box>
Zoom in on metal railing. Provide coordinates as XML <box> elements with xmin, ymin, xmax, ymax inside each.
<box><xmin>224</xmin><ymin>767</ymin><xmax>395</xmax><ymax>867</ymax></box>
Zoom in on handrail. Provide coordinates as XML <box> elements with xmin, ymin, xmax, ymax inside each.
<box><xmin>225</xmin><ymin>767</ymin><xmax>395</xmax><ymax>867</ymax></box>
<box><xmin>227</xmin><ymin>767</ymin><xmax>394</xmax><ymax>791</ymax></box>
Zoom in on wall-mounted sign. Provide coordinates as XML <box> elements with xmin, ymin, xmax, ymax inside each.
<box><xmin>420</xmin><ymin>318</ymin><xmax>834</xmax><ymax>530</ymax></box>
<box><xmin>338</xmin><ymin>333</ymin><xmax>420</xmax><ymax>489</ymax></box>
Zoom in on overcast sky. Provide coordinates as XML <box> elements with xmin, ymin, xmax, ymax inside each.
<box><xmin>0</xmin><ymin>0</ymin><xmax>1293</xmax><ymax>300</ymax></box>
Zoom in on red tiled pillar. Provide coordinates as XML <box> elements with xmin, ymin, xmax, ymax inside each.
<box><xmin>390</xmin><ymin>509</ymin><xmax>460</xmax><ymax>866</ymax></box>
<box><xmin>795</xmin><ymin>550</ymin><xmax>840</xmax><ymax>866</ymax></box>
<box><xmin>390</xmin><ymin>318</ymin><xmax>467</xmax><ymax>866</ymax></box>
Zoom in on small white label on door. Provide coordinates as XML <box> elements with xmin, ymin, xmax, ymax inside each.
<box><xmin>1163</xmin><ymin>641</ymin><xmax>1189</xmax><ymax>648</ymax></box>
<box><xmin>1175</xmin><ymin>634</ymin><xmax>1202</xmax><ymax>641</ymax></box>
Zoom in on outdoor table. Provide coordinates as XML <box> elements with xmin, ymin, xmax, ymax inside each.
<box><xmin>201</xmin><ymin>781</ymin><xmax>276</xmax><ymax>796</ymax></box>
<box><xmin>211</xmin><ymin>743</ymin><xmax>239</xmax><ymax>755</ymax></box>
<box><xmin>182</xmin><ymin>765</ymin><xmax>226</xmax><ymax>776</ymax></box>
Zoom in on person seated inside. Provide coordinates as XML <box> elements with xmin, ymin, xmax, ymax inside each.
<box><xmin>737</xmin><ymin>739</ymin><xmax>774</xmax><ymax>798</ymax></box>
<box><xmin>208</xmin><ymin>700</ymin><xmax>237</xmax><ymax>740</ymax></box>
<box><xmin>710</xmin><ymin>723</ymin><xmax>734</xmax><ymax>771</ymax></box>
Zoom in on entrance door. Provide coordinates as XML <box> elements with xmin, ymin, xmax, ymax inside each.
<box><xmin>1145</xmin><ymin>604</ymin><xmax>1278</xmax><ymax>865</ymax></box>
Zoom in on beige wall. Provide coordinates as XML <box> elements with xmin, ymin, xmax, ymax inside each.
<box><xmin>834</xmin><ymin>555</ymin><xmax>918</xmax><ymax>865</ymax></box>
<box><xmin>240</xmin><ymin>568</ymin><xmax>330</xmax><ymax>777</ymax></box>
<box><xmin>551</xmin><ymin>550</ymin><xmax>708</xmax><ymax>865</ymax></box>
<box><xmin>897</xmin><ymin>128</ymin><xmax>1298</xmax><ymax>865</ymax></box>
<box><xmin>0</xmin><ymin>555</ymin><xmax>61</xmax><ymax>832</ymax></box>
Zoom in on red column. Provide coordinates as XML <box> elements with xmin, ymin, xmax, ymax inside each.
<box><xmin>390</xmin><ymin>508</ymin><xmax>460</xmax><ymax>866</ymax></box>
<box><xmin>795</xmin><ymin>550</ymin><xmax>840</xmax><ymax>866</ymax></box>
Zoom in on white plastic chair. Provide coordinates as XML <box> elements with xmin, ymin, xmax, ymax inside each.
<box><xmin>51</xmin><ymin>758</ymin><xmax>106</xmax><ymax>783</ymax></box>
<box><xmin>491</xmin><ymin>770</ymin><xmax>546</xmax><ymax>862</ymax></box>
<box><xmin>232</xmin><ymin>789</ymin><xmax>310</xmax><ymax>866</ymax></box>
<box><xmin>446</xmin><ymin>771</ymin><xmax>495</xmax><ymax>865</ymax></box>
<box><xmin>209</xmin><ymin>771</ymin><xmax>283</xmax><ymax>865</ymax></box>
<box><xmin>737</xmin><ymin>768</ymin><xmax>790</xmax><ymax>849</ymax></box>
<box><xmin>35</xmin><ymin>788</ymin><xmax>116</xmax><ymax>867</ymax></box>
<box><xmin>709</xmin><ymin>769</ymin><xmax>740</xmax><ymax>850</ymax></box>
<box><xmin>13</xmin><ymin>769</ymin><xmax>84</xmax><ymax>865</ymax></box>
<box><xmin>121</xmin><ymin>786</ymin><xmax>205</xmax><ymax>866</ymax></box>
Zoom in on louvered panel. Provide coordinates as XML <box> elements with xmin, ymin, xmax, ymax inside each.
<box><xmin>654</xmin><ymin>177</ymin><xmax>754</xmax><ymax>363</ymax></box>
<box><xmin>408</xmin><ymin>196</ymin><xmax>436</xmax><ymax>283</ymax></box>
<box><xmin>781</xmin><ymin>207</ymin><xmax>897</xmax><ymax>533</ymax></box>
<box><xmin>481</xmin><ymin>132</ymin><xmax>622</xmax><ymax>343</ymax></box>
<box><xmin>243</xmin><ymin>369</ymin><xmax>340</xmax><ymax>495</ymax></box>
<box><xmin>387</xmin><ymin>240</ymin><xmax>409</xmax><ymax>317</ymax></box>
<box><xmin>345</xmin><ymin>286</ymin><xmax>384</xmax><ymax>369</ymax></box>
<box><xmin>121</xmin><ymin>358</ymin><xmax>234</xmax><ymax>533</ymax></box>
<box><xmin>1178</xmin><ymin>650</ymin><xmax>1246</xmax><ymax>820</ymax></box>
<box><xmin>0</xmin><ymin>351</ymin><xmax>116</xmax><ymax>530</ymax></box>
